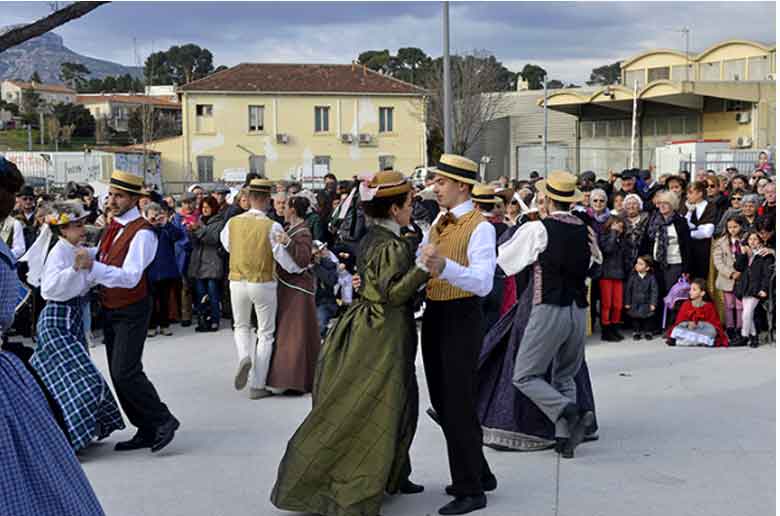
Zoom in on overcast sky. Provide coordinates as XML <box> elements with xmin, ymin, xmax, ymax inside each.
<box><xmin>2</xmin><ymin>1</ymin><xmax>776</xmax><ymax>84</ymax></box>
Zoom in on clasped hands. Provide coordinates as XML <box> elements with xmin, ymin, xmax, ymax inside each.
<box><xmin>73</xmin><ymin>248</ymin><xmax>94</xmax><ymax>272</ymax></box>
<box><xmin>420</xmin><ymin>244</ymin><xmax>446</xmax><ymax>277</ymax></box>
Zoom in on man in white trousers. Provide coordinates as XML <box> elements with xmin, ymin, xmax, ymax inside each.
<box><xmin>220</xmin><ymin>179</ymin><xmax>301</xmax><ymax>400</ymax></box>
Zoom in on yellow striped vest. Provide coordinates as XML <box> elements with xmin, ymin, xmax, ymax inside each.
<box><xmin>426</xmin><ymin>209</ymin><xmax>485</xmax><ymax>301</ymax></box>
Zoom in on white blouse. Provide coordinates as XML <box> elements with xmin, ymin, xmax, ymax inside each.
<box><xmin>41</xmin><ymin>239</ymin><xmax>93</xmax><ymax>302</ymax></box>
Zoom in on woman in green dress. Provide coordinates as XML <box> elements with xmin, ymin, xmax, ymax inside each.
<box><xmin>271</xmin><ymin>171</ymin><xmax>430</xmax><ymax>516</ymax></box>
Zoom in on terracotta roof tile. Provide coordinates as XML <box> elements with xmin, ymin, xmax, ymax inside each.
<box><xmin>6</xmin><ymin>80</ymin><xmax>76</xmax><ymax>94</ymax></box>
<box><xmin>179</xmin><ymin>63</ymin><xmax>425</xmax><ymax>95</ymax></box>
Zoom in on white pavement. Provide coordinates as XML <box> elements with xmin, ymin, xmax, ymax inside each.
<box><xmin>79</xmin><ymin>327</ymin><xmax>775</xmax><ymax>516</ymax></box>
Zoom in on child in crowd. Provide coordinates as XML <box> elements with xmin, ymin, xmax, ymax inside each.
<box><xmin>734</xmin><ymin>231</ymin><xmax>774</xmax><ymax>348</ymax></box>
<box><xmin>624</xmin><ymin>255</ymin><xmax>658</xmax><ymax>341</ymax></box>
<box><xmin>667</xmin><ymin>279</ymin><xmax>728</xmax><ymax>347</ymax></box>
<box><xmin>713</xmin><ymin>216</ymin><xmax>745</xmax><ymax>343</ymax></box>
<box><xmin>598</xmin><ymin>215</ymin><xmax>630</xmax><ymax>341</ymax></box>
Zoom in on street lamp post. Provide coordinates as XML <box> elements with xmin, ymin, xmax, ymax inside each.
<box><xmin>442</xmin><ymin>1</ymin><xmax>452</xmax><ymax>154</ymax></box>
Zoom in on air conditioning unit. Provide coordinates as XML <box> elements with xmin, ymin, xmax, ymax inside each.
<box><xmin>736</xmin><ymin>136</ymin><xmax>753</xmax><ymax>148</ymax></box>
<box><xmin>736</xmin><ymin>112</ymin><xmax>751</xmax><ymax>124</ymax></box>
<box><xmin>276</xmin><ymin>133</ymin><xmax>290</xmax><ymax>144</ymax></box>
<box><xmin>359</xmin><ymin>133</ymin><xmax>373</xmax><ymax>144</ymax></box>
<box><xmin>340</xmin><ymin>133</ymin><xmax>354</xmax><ymax>144</ymax></box>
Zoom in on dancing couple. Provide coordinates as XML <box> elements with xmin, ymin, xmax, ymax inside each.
<box><xmin>272</xmin><ymin>155</ymin><xmax>497</xmax><ymax>516</ymax></box>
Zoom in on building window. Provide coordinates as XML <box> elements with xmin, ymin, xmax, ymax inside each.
<box><xmin>647</xmin><ymin>66</ymin><xmax>670</xmax><ymax>83</ymax></box>
<box><xmin>723</xmin><ymin>58</ymin><xmax>746</xmax><ymax>81</ymax></box>
<box><xmin>699</xmin><ymin>62</ymin><xmax>721</xmax><ymax>81</ymax></box>
<box><xmin>624</xmin><ymin>69</ymin><xmax>645</xmax><ymax>89</ymax></box>
<box><xmin>248</xmin><ymin>105</ymin><xmax>264</xmax><ymax>132</ymax></box>
<box><xmin>249</xmin><ymin>155</ymin><xmax>266</xmax><ymax>177</ymax></box>
<box><xmin>748</xmin><ymin>56</ymin><xmax>770</xmax><ymax>80</ymax></box>
<box><xmin>594</xmin><ymin>121</ymin><xmax>608</xmax><ymax>138</ymax></box>
<box><xmin>314</xmin><ymin>106</ymin><xmax>330</xmax><ymax>133</ymax></box>
<box><xmin>379</xmin><ymin>155</ymin><xmax>395</xmax><ymax>170</ymax></box>
<box><xmin>684</xmin><ymin>114</ymin><xmax>699</xmax><ymax>135</ymax></box>
<box><xmin>196</xmin><ymin>156</ymin><xmax>214</xmax><ymax>182</ymax></box>
<box><xmin>313</xmin><ymin>156</ymin><xmax>330</xmax><ymax>177</ymax></box>
<box><xmin>379</xmin><ymin>107</ymin><xmax>394</xmax><ymax>133</ymax></box>
<box><xmin>725</xmin><ymin>100</ymin><xmax>750</xmax><ymax>112</ymax></box>
<box><xmin>669</xmin><ymin>117</ymin><xmax>684</xmax><ymax>135</ymax></box>
<box><xmin>196</xmin><ymin>104</ymin><xmax>214</xmax><ymax>133</ymax></box>
<box><xmin>671</xmin><ymin>64</ymin><xmax>694</xmax><ymax>82</ymax></box>
<box><xmin>608</xmin><ymin>120</ymin><xmax>623</xmax><ymax>138</ymax></box>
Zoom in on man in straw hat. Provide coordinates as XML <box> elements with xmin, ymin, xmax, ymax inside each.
<box><xmin>219</xmin><ymin>178</ymin><xmax>302</xmax><ymax>400</ymax></box>
<box><xmin>75</xmin><ymin>169</ymin><xmax>179</xmax><ymax>453</ymax></box>
<box><xmin>418</xmin><ymin>154</ymin><xmax>497</xmax><ymax>515</ymax></box>
<box><xmin>496</xmin><ymin>170</ymin><xmax>596</xmax><ymax>459</ymax></box>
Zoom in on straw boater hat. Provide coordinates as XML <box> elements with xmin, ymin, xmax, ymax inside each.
<box><xmin>430</xmin><ymin>154</ymin><xmax>480</xmax><ymax>185</ymax></box>
<box><xmin>471</xmin><ymin>184</ymin><xmax>499</xmax><ymax>204</ymax></box>
<box><xmin>535</xmin><ymin>170</ymin><xmax>583</xmax><ymax>203</ymax></box>
<box><xmin>46</xmin><ymin>200</ymin><xmax>88</xmax><ymax>226</ymax></box>
<box><xmin>247</xmin><ymin>178</ymin><xmax>275</xmax><ymax>194</ymax></box>
<box><xmin>360</xmin><ymin>170</ymin><xmax>411</xmax><ymax>200</ymax></box>
<box><xmin>109</xmin><ymin>170</ymin><xmax>144</xmax><ymax>195</ymax></box>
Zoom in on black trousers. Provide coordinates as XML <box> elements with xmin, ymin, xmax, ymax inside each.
<box><xmin>150</xmin><ymin>279</ymin><xmax>176</xmax><ymax>329</ymax></box>
<box><xmin>104</xmin><ymin>297</ymin><xmax>171</xmax><ymax>433</ymax></box>
<box><xmin>422</xmin><ymin>297</ymin><xmax>492</xmax><ymax>497</ymax></box>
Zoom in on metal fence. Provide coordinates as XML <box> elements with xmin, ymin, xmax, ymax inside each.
<box><xmin>681</xmin><ymin>159</ymin><xmax>775</xmax><ymax>175</ymax></box>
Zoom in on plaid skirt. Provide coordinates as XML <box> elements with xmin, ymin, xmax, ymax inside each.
<box><xmin>0</xmin><ymin>352</ymin><xmax>105</xmax><ymax>516</ymax></box>
<box><xmin>31</xmin><ymin>297</ymin><xmax>125</xmax><ymax>452</ymax></box>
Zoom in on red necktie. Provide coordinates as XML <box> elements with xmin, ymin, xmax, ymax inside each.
<box><xmin>99</xmin><ymin>219</ymin><xmax>123</xmax><ymax>259</ymax></box>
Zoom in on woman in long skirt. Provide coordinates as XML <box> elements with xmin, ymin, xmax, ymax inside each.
<box><xmin>26</xmin><ymin>202</ymin><xmax>124</xmax><ymax>452</ymax></box>
<box><xmin>272</xmin><ymin>172</ymin><xmax>429</xmax><ymax>516</ymax></box>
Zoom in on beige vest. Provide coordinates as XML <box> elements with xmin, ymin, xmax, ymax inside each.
<box><xmin>228</xmin><ymin>213</ymin><xmax>275</xmax><ymax>283</ymax></box>
<box><xmin>426</xmin><ymin>209</ymin><xmax>485</xmax><ymax>301</ymax></box>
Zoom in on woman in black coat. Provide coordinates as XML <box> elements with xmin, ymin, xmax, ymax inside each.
<box><xmin>646</xmin><ymin>191</ymin><xmax>691</xmax><ymax>329</ymax></box>
<box><xmin>734</xmin><ymin>231</ymin><xmax>774</xmax><ymax>347</ymax></box>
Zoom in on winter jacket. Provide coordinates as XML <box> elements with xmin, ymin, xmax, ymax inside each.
<box><xmin>148</xmin><ymin>223</ymin><xmax>184</xmax><ymax>282</ymax></box>
<box><xmin>734</xmin><ymin>250</ymin><xmax>774</xmax><ymax>299</ymax></box>
<box><xmin>313</xmin><ymin>256</ymin><xmax>338</xmax><ymax>308</ymax></box>
<box><xmin>624</xmin><ymin>272</ymin><xmax>659</xmax><ymax>319</ymax></box>
<box><xmin>187</xmin><ymin>211</ymin><xmax>227</xmax><ymax>280</ymax></box>
<box><xmin>712</xmin><ymin>235</ymin><xmax>742</xmax><ymax>292</ymax></box>
<box><xmin>598</xmin><ymin>230</ymin><xmax>630</xmax><ymax>280</ymax></box>
<box><xmin>172</xmin><ymin>212</ymin><xmax>194</xmax><ymax>277</ymax></box>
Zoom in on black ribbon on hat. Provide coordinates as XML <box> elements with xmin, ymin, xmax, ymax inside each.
<box><xmin>437</xmin><ymin>161</ymin><xmax>478</xmax><ymax>181</ymax></box>
<box><xmin>546</xmin><ymin>184</ymin><xmax>576</xmax><ymax>198</ymax></box>
<box><xmin>110</xmin><ymin>177</ymin><xmax>143</xmax><ymax>192</ymax></box>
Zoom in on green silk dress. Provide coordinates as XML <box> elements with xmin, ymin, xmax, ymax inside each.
<box><xmin>271</xmin><ymin>224</ymin><xmax>429</xmax><ymax>516</ymax></box>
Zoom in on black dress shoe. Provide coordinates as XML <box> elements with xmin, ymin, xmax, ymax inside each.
<box><xmin>398</xmin><ymin>479</ymin><xmax>424</xmax><ymax>494</ymax></box>
<box><xmin>445</xmin><ymin>474</ymin><xmax>497</xmax><ymax>496</ymax></box>
<box><xmin>151</xmin><ymin>416</ymin><xmax>180</xmax><ymax>453</ymax></box>
<box><xmin>426</xmin><ymin>407</ymin><xmax>442</xmax><ymax>426</ymax></box>
<box><xmin>438</xmin><ymin>495</ymin><xmax>487</xmax><ymax>515</ymax></box>
<box><xmin>180</xmin><ymin>320</ymin><xmax>192</xmax><ymax>328</ymax></box>
<box><xmin>114</xmin><ymin>430</ymin><xmax>155</xmax><ymax>451</ymax></box>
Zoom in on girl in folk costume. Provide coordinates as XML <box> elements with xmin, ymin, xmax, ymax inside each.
<box><xmin>272</xmin><ymin>171</ymin><xmax>430</xmax><ymax>516</ymax></box>
<box><xmin>267</xmin><ymin>195</ymin><xmax>320</xmax><ymax>394</ymax></box>
<box><xmin>713</xmin><ymin>216</ymin><xmax>746</xmax><ymax>344</ymax></box>
<box><xmin>685</xmin><ymin>181</ymin><xmax>718</xmax><ymax>280</ymax></box>
<box><xmin>734</xmin><ymin>231</ymin><xmax>775</xmax><ymax>348</ymax></box>
<box><xmin>667</xmin><ymin>279</ymin><xmax>728</xmax><ymax>347</ymax></box>
<box><xmin>24</xmin><ymin>201</ymin><xmax>124</xmax><ymax>451</ymax></box>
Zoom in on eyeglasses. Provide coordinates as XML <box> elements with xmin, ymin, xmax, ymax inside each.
<box><xmin>732</xmin><ymin>197</ymin><xmax>743</xmax><ymax>201</ymax></box>
<box><xmin>706</xmin><ymin>184</ymin><xmax>718</xmax><ymax>189</ymax></box>
<box><xmin>592</xmin><ymin>199</ymin><xmax>606</xmax><ymax>203</ymax></box>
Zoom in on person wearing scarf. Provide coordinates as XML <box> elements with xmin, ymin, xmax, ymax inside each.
<box><xmin>646</xmin><ymin>191</ymin><xmax>692</xmax><ymax>329</ymax></box>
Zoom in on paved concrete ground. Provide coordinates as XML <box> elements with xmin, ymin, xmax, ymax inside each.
<box><xmin>78</xmin><ymin>327</ymin><xmax>775</xmax><ymax>516</ymax></box>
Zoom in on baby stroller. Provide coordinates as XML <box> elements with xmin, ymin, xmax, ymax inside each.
<box><xmin>662</xmin><ymin>276</ymin><xmax>691</xmax><ymax>331</ymax></box>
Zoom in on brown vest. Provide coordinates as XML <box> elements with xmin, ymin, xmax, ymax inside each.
<box><xmin>426</xmin><ymin>209</ymin><xmax>485</xmax><ymax>301</ymax></box>
<box><xmin>100</xmin><ymin>217</ymin><xmax>152</xmax><ymax>310</ymax></box>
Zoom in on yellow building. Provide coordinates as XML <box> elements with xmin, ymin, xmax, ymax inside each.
<box><xmin>176</xmin><ymin>63</ymin><xmax>426</xmax><ymax>185</ymax></box>
<box><xmin>541</xmin><ymin>39</ymin><xmax>776</xmax><ymax>173</ymax></box>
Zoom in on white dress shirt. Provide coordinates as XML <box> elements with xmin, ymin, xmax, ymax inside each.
<box><xmin>9</xmin><ymin>218</ymin><xmax>25</xmax><ymax>260</ymax></box>
<box><xmin>498</xmin><ymin>211</ymin><xmax>603</xmax><ymax>276</ymax></box>
<box><xmin>87</xmin><ymin>207</ymin><xmax>158</xmax><ymax>289</ymax></box>
<box><xmin>686</xmin><ymin>200</ymin><xmax>715</xmax><ymax>240</ymax></box>
<box><xmin>219</xmin><ymin>208</ymin><xmax>303</xmax><ymax>275</ymax></box>
<box><xmin>41</xmin><ymin>238</ymin><xmax>92</xmax><ymax>302</ymax></box>
<box><xmin>419</xmin><ymin>200</ymin><xmax>496</xmax><ymax>297</ymax></box>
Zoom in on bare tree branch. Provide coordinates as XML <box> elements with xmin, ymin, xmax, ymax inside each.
<box><xmin>0</xmin><ymin>2</ymin><xmax>109</xmax><ymax>53</ymax></box>
<box><xmin>419</xmin><ymin>50</ymin><xmax>508</xmax><ymax>156</ymax></box>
